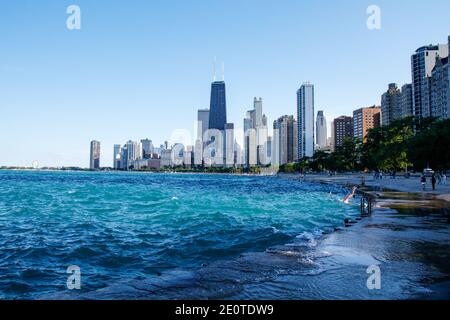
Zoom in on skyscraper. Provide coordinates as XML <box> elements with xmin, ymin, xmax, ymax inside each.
<box><xmin>197</xmin><ymin>109</ymin><xmax>210</xmax><ymax>141</ymax></box>
<box><xmin>381</xmin><ymin>83</ymin><xmax>402</xmax><ymax>126</ymax></box>
<box><xmin>243</xmin><ymin>98</ymin><xmax>269</xmax><ymax>167</ymax></box>
<box><xmin>430</xmin><ymin>38</ymin><xmax>449</xmax><ymax>119</ymax></box>
<box><xmin>273</xmin><ymin>115</ymin><xmax>298</xmax><ymax>165</ymax></box>
<box><xmin>208</xmin><ymin>81</ymin><xmax>227</xmax><ymax>131</ymax></box>
<box><xmin>113</xmin><ymin>144</ymin><xmax>121</xmax><ymax>169</ymax></box>
<box><xmin>411</xmin><ymin>43</ymin><xmax>448</xmax><ymax>118</ymax></box>
<box><xmin>333</xmin><ymin>116</ymin><xmax>353</xmax><ymax>148</ymax></box>
<box><xmin>224</xmin><ymin>123</ymin><xmax>235</xmax><ymax>167</ymax></box>
<box><xmin>400</xmin><ymin>84</ymin><xmax>413</xmax><ymax>118</ymax></box>
<box><xmin>353</xmin><ymin>106</ymin><xmax>381</xmax><ymax>143</ymax></box>
<box><xmin>315</xmin><ymin>111</ymin><xmax>327</xmax><ymax>149</ymax></box>
<box><xmin>89</xmin><ymin>140</ymin><xmax>100</xmax><ymax>170</ymax></box>
<box><xmin>141</xmin><ymin>139</ymin><xmax>153</xmax><ymax>159</ymax></box>
<box><xmin>297</xmin><ymin>83</ymin><xmax>315</xmax><ymax>159</ymax></box>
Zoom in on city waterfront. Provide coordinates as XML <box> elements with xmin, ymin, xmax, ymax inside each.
<box><xmin>0</xmin><ymin>170</ymin><xmax>448</xmax><ymax>299</ymax></box>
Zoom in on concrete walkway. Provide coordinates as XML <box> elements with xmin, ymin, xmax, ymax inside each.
<box><xmin>280</xmin><ymin>173</ymin><xmax>450</xmax><ymax>203</ymax></box>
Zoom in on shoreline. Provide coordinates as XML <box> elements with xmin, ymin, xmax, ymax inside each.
<box><xmin>278</xmin><ymin>172</ymin><xmax>450</xmax><ymax>204</ymax></box>
<box><xmin>42</xmin><ymin>172</ymin><xmax>450</xmax><ymax>300</ymax></box>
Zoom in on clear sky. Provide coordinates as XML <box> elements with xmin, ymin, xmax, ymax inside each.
<box><xmin>1</xmin><ymin>0</ymin><xmax>449</xmax><ymax>167</ymax></box>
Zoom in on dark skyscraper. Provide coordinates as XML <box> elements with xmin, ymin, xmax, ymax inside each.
<box><xmin>208</xmin><ymin>81</ymin><xmax>227</xmax><ymax>130</ymax></box>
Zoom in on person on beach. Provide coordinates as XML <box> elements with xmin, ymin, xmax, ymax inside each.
<box><xmin>343</xmin><ymin>186</ymin><xmax>357</xmax><ymax>204</ymax></box>
<box><xmin>431</xmin><ymin>174</ymin><xmax>437</xmax><ymax>191</ymax></box>
<box><xmin>421</xmin><ymin>175</ymin><xmax>426</xmax><ymax>191</ymax></box>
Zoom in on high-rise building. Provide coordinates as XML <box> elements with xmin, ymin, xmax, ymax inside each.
<box><xmin>315</xmin><ymin>111</ymin><xmax>327</xmax><ymax>149</ymax></box>
<box><xmin>411</xmin><ymin>43</ymin><xmax>449</xmax><ymax>119</ymax></box>
<box><xmin>121</xmin><ymin>140</ymin><xmax>141</xmax><ymax>170</ymax></box>
<box><xmin>333</xmin><ymin>116</ymin><xmax>353</xmax><ymax>148</ymax></box>
<box><xmin>113</xmin><ymin>144</ymin><xmax>121</xmax><ymax>169</ymax></box>
<box><xmin>381</xmin><ymin>83</ymin><xmax>402</xmax><ymax>126</ymax></box>
<box><xmin>224</xmin><ymin>123</ymin><xmax>235</xmax><ymax>167</ymax></box>
<box><xmin>253</xmin><ymin>97</ymin><xmax>263</xmax><ymax>128</ymax></box>
<box><xmin>297</xmin><ymin>83</ymin><xmax>315</xmax><ymax>159</ymax></box>
<box><xmin>89</xmin><ymin>140</ymin><xmax>100</xmax><ymax>170</ymax></box>
<box><xmin>197</xmin><ymin>109</ymin><xmax>210</xmax><ymax>141</ymax></box>
<box><xmin>243</xmin><ymin>98</ymin><xmax>269</xmax><ymax>167</ymax></box>
<box><xmin>140</xmin><ymin>139</ymin><xmax>153</xmax><ymax>159</ymax></box>
<box><xmin>400</xmin><ymin>84</ymin><xmax>414</xmax><ymax>118</ymax></box>
<box><xmin>430</xmin><ymin>48</ymin><xmax>449</xmax><ymax>119</ymax></box>
<box><xmin>353</xmin><ymin>106</ymin><xmax>381</xmax><ymax>142</ymax></box>
<box><xmin>273</xmin><ymin>115</ymin><xmax>298</xmax><ymax>165</ymax></box>
<box><xmin>208</xmin><ymin>81</ymin><xmax>227</xmax><ymax>131</ymax></box>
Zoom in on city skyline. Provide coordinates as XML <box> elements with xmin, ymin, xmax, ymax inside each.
<box><xmin>1</xmin><ymin>1</ymin><xmax>450</xmax><ymax>167</ymax></box>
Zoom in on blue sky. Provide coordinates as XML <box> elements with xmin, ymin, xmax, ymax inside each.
<box><xmin>1</xmin><ymin>0</ymin><xmax>449</xmax><ymax>167</ymax></box>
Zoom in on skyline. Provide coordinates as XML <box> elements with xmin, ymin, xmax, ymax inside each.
<box><xmin>1</xmin><ymin>1</ymin><xmax>450</xmax><ymax>167</ymax></box>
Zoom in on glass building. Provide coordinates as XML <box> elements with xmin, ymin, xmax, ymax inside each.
<box><xmin>208</xmin><ymin>81</ymin><xmax>227</xmax><ymax>131</ymax></box>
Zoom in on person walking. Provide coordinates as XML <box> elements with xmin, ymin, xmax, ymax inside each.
<box><xmin>431</xmin><ymin>174</ymin><xmax>437</xmax><ymax>191</ymax></box>
<box><xmin>421</xmin><ymin>175</ymin><xmax>426</xmax><ymax>191</ymax></box>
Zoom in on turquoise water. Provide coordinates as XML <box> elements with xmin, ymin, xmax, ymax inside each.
<box><xmin>0</xmin><ymin>170</ymin><xmax>358</xmax><ymax>299</ymax></box>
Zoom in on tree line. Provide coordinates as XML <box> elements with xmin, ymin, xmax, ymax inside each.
<box><xmin>279</xmin><ymin>117</ymin><xmax>450</xmax><ymax>173</ymax></box>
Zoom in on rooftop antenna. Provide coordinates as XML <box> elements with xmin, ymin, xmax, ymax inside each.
<box><xmin>212</xmin><ymin>56</ymin><xmax>217</xmax><ymax>82</ymax></box>
<box><xmin>222</xmin><ymin>62</ymin><xmax>225</xmax><ymax>81</ymax></box>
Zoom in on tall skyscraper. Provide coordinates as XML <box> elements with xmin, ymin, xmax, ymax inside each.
<box><xmin>253</xmin><ymin>97</ymin><xmax>263</xmax><ymax>128</ymax></box>
<box><xmin>430</xmin><ymin>38</ymin><xmax>449</xmax><ymax>119</ymax></box>
<box><xmin>113</xmin><ymin>144</ymin><xmax>121</xmax><ymax>169</ymax></box>
<box><xmin>381</xmin><ymin>83</ymin><xmax>402</xmax><ymax>126</ymax></box>
<box><xmin>273</xmin><ymin>115</ymin><xmax>298</xmax><ymax>165</ymax></box>
<box><xmin>208</xmin><ymin>81</ymin><xmax>227</xmax><ymax>131</ymax></box>
<box><xmin>89</xmin><ymin>140</ymin><xmax>101</xmax><ymax>170</ymax></box>
<box><xmin>411</xmin><ymin>43</ymin><xmax>448</xmax><ymax>119</ymax></box>
<box><xmin>353</xmin><ymin>106</ymin><xmax>381</xmax><ymax>143</ymax></box>
<box><xmin>315</xmin><ymin>111</ymin><xmax>327</xmax><ymax>149</ymax></box>
<box><xmin>141</xmin><ymin>139</ymin><xmax>153</xmax><ymax>159</ymax></box>
<box><xmin>297</xmin><ymin>83</ymin><xmax>315</xmax><ymax>159</ymax></box>
<box><xmin>224</xmin><ymin>123</ymin><xmax>235</xmax><ymax>167</ymax></box>
<box><xmin>243</xmin><ymin>98</ymin><xmax>269</xmax><ymax>167</ymax></box>
<box><xmin>333</xmin><ymin>116</ymin><xmax>353</xmax><ymax>148</ymax></box>
<box><xmin>197</xmin><ymin>109</ymin><xmax>210</xmax><ymax>141</ymax></box>
<box><xmin>400</xmin><ymin>84</ymin><xmax>414</xmax><ymax>118</ymax></box>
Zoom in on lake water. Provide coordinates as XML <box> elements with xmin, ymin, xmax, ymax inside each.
<box><xmin>0</xmin><ymin>170</ymin><xmax>361</xmax><ymax>299</ymax></box>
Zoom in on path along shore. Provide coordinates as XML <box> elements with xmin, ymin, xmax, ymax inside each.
<box><xmin>280</xmin><ymin>172</ymin><xmax>450</xmax><ymax>204</ymax></box>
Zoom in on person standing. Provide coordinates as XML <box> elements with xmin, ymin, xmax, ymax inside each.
<box><xmin>431</xmin><ymin>174</ymin><xmax>437</xmax><ymax>191</ymax></box>
<box><xmin>421</xmin><ymin>175</ymin><xmax>426</xmax><ymax>191</ymax></box>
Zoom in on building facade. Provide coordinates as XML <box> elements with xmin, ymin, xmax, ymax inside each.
<box><xmin>140</xmin><ymin>139</ymin><xmax>153</xmax><ymax>159</ymax></box>
<box><xmin>197</xmin><ymin>109</ymin><xmax>210</xmax><ymax>141</ymax></box>
<box><xmin>400</xmin><ymin>84</ymin><xmax>413</xmax><ymax>118</ymax></box>
<box><xmin>431</xmin><ymin>55</ymin><xmax>449</xmax><ymax>119</ymax></box>
<box><xmin>89</xmin><ymin>140</ymin><xmax>100</xmax><ymax>170</ymax></box>
<box><xmin>381</xmin><ymin>83</ymin><xmax>402</xmax><ymax>126</ymax></box>
<box><xmin>243</xmin><ymin>98</ymin><xmax>269</xmax><ymax>167</ymax></box>
<box><xmin>273</xmin><ymin>115</ymin><xmax>298</xmax><ymax>166</ymax></box>
<box><xmin>113</xmin><ymin>144</ymin><xmax>121</xmax><ymax>169</ymax></box>
<box><xmin>208</xmin><ymin>81</ymin><xmax>227</xmax><ymax>131</ymax></box>
<box><xmin>315</xmin><ymin>110</ymin><xmax>327</xmax><ymax>149</ymax></box>
<box><xmin>333</xmin><ymin>116</ymin><xmax>353</xmax><ymax>148</ymax></box>
<box><xmin>297</xmin><ymin>83</ymin><xmax>315</xmax><ymax>159</ymax></box>
<box><xmin>411</xmin><ymin>43</ymin><xmax>449</xmax><ymax>119</ymax></box>
<box><xmin>353</xmin><ymin>106</ymin><xmax>381</xmax><ymax>142</ymax></box>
